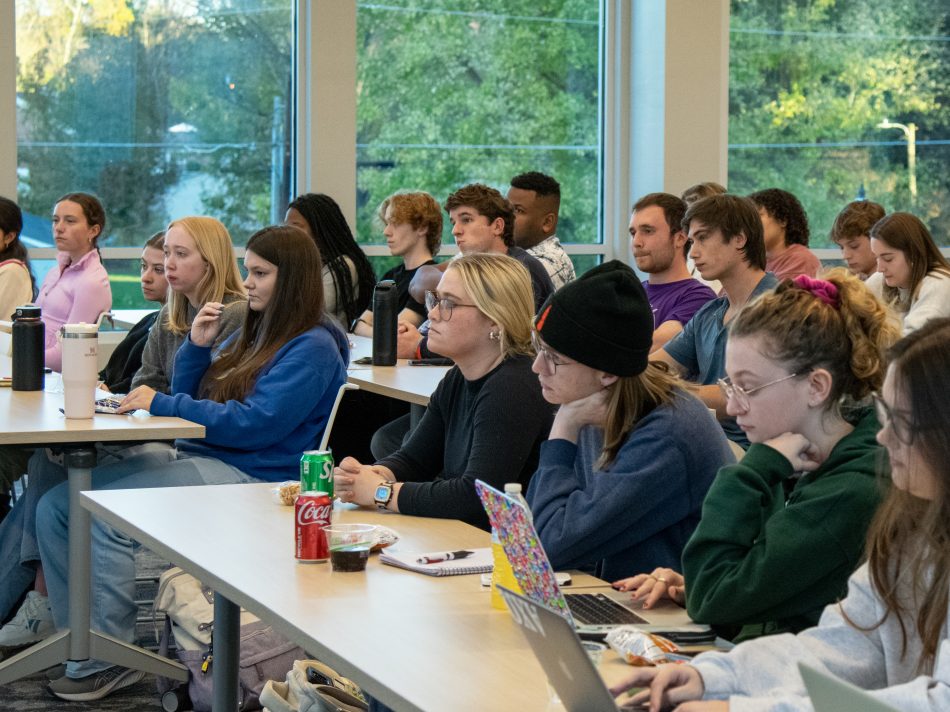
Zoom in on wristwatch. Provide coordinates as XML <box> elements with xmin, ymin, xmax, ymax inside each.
<box><xmin>373</xmin><ymin>481</ymin><xmax>396</xmax><ymax>510</ymax></box>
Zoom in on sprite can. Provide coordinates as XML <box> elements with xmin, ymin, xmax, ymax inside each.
<box><xmin>300</xmin><ymin>450</ymin><xmax>334</xmax><ymax>497</ymax></box>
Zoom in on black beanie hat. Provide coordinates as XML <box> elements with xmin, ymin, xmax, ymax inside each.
<box><xmin>534</xmin><ymin>260</ymin><xmax>653</xmax><ymax>376</ymax></box>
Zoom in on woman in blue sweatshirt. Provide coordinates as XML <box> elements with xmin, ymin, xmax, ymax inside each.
<box><xmin>36</xmin><ymin>225</ymin><xmax>349</xmax><ymax>702</ymax></box>
<box><xmin>526</xmin><ymin>261</ymin><xmax>733</xmax><ymax>581</ymax></box>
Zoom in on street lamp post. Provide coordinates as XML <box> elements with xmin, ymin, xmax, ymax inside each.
<box><xmin>877</xmin><ymin>118</ymin><xmax>918</xmax><ymax>206</ymax></box>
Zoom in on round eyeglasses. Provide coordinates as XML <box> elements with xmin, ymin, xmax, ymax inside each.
<box><xmin>718</xmin><ymin>372</ymin><xmax>800</xmax><ymax>411</ymax></box>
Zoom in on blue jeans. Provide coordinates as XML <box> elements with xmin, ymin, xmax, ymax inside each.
<box><xmin>0</xmin><ymin>443</ymin><xmax>173</xmax><ymax>621</ymax></box>
<box><xmin>35</xmin><ymin>450</ymin><xmax>256</xmax><ymax>678</ymax></box>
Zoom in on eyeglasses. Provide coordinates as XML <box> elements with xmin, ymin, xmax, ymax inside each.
<box><xmin>424</xmin><ymin>291</ymin><xmax>478</xmax><ymax>321</ymax></box>
<box><xmin>872</xmin><ymin>393</ymin><xmax>916</xmax><ymax>446</ymax></box>
<box><xmin>718</xmin><ymin>372</ymin><xmax>800</xmax><ymax>411</ymax></box>
<box><xmin>531</xmin><ymin>331</ymin><xmax>576</xmax><ymax>375</ymax></box>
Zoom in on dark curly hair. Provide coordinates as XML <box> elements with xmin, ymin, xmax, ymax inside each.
<box><xmin>748</xmin><ymin>188</ymin><xmax>810</xmax><ymax>247</ymax></box>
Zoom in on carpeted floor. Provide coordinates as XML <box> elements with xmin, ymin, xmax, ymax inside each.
<box><xmin>0</xmin><ymin>548</ymin><xmax>172</xmax><ymax>711</ymax></box>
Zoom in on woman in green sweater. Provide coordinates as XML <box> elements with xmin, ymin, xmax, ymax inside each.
<box><xmin>616</xmin><ymin>270</ymin><xmax>899</xmax><ymax>641</ymax></box>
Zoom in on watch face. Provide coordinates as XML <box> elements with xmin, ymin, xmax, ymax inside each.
<box><xmin>374</xmin><ymin>484</ymin><xmax>391</xmax><ymax>502</ymax></box>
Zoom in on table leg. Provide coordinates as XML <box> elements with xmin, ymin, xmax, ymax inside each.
<box><xmin>409</xmin><ymin>403</ymin><xmax>425</xmax><ymax>428</ymax></box>
<box><xmin>212</xmin><ymin>592</ymin><xmax>240</xmax><ymax>712</ymax></box>
<box><xmin>0</xmin><ymin>446</ymin><xmax>188</xmax><ymax>685</ymax></box>
<box><xmin>66</xmin><ymin>447</ymin><xmax>96</xmax><ymax>661</ymax></box>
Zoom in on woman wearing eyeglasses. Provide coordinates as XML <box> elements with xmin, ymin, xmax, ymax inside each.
<box><xmin>334</xmin><ymin>253</ymin><xmax>553</xmax><ymax>529</ymax></box>
<box><xmin>616</xmin><ymin>270</ymin><xmax>899</xmax><ymax>642</ymax></box>
<box><xmin>524</xmin><ymin>261</ymin><xmax>733</xmax><ymax>581</ymax></box>
<box><xmin>611</xmin><ymin>318</ymin><xmax>950</xmax><ymax>712</ymax></box>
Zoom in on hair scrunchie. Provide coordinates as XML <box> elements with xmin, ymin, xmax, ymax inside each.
<box><xmin>792</xmin><ymin>274</ymin><xmax>840</xmax><ymax>309</ymax></box>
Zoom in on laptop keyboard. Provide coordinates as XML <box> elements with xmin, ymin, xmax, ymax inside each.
<box><xmin>565</xmin><ymin>593</ymin><xmax>648</xmax><ymax>626</ymax></box>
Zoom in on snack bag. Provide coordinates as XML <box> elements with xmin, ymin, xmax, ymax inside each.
<box><xmin>272</xmin><ymin>481</ymin><xmax>300</xmax><ymax>506</ymax></box>
<box><xmin>605</xmin><ymin>626</ymin><xmax>680</xmax><ymax>666</ymax></box>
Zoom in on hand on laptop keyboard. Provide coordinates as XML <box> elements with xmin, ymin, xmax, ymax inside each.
<box><xmin>613</xmin><ymin>568</ymin><xmax>686</xmax><ymax>609</ymax></box>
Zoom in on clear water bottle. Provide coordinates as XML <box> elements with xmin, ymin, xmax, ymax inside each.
<box><xmin>372</xmin><ymin>279</ymin><xmax>397</xmax><ymax>366</ymax></box>
<box><xmin>11</xmin><ymin>305</ymin><xmax>45</xmax><ymax>391</ymax></box>
<box><xmin>490</xmin><ymin>482</ymin><xmax>529</xmax><ymax>610</ymax></box>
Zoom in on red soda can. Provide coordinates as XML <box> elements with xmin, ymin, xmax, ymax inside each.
<box><xmin>295</xmin><ymin>492</ymin><xmax>332</xmax><ymax>562</ymax></box>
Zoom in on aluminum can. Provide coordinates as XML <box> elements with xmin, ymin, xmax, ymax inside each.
<box><xmin>295</xmin><ymin>492</ymin><xmax>331</xmax><ymax>562</ymax></box>
<box><xmin>300</xmin><ymin>450</ymin><xmax>334</xmax><ymax>497</ymax></box>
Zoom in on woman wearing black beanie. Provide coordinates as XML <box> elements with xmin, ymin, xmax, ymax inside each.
<box><xmin>526</xmin><ymin>260</ymin><xmax>734</xmax><ymax>581</ymax></box>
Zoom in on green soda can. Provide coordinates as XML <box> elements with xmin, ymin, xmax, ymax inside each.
<box><xmin>300</xmin><ymin>450</ymin><xmax>334</xmax><ymax>496</ymax></box>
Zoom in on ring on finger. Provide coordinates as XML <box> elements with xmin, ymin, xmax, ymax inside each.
<box><xmin>656</xmin><ymin>576</ymin><xmax>668</xmax><ymax>584</ymax></box>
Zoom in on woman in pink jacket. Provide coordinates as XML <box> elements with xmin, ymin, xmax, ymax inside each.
<box><xmin>37</xmin><ymin>193</ymin><xmax>112</xmax><ymax>371</ymax></box>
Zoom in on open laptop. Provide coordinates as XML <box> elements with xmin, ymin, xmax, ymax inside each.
<box><xmin>476</xmin><ymin>480</ymin><xmax>712</xmax><ymax>641</ymax></box>
<box><xmin>498</xmin><ymin>585</ymin><xmax>624</xmax><ymax>711</ymax></box>
<box><xmin>799</xmin><ymin>663</ymin><xmax>899</xmax><ymax>712</ymax></box>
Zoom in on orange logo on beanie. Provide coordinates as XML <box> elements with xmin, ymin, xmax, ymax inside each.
<box><xmin>535</xmin><ymin>304</ymin><xmax>552</xmax><ymax>331</ymax></box>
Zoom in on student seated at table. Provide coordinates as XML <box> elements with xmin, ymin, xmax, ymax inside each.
<box><xmin>285</xmin><ymin>192</ymin><xmax>376</xmax><ymax>330</ymax></box>
<box><xmin>0</xmin><ymin>196</ymin><xmax>36</xmax><ymax>319</ymax></box>
<box><xmin>830</xmin><ymin>199</ymin><xmax>885</xmax><ymax>280</ymax></box>
<box><xmin>653</xmin><ymin>194</ymin><xmax>778</xmax><ymax>452</ymax></box>
<box><xmin>350</xmin><ymin>191</ymin><xmax>440</xmax><ymax>337</ymax></box>
<box><xmin>616</xmin><ymin>270</ymin><xmax>898</xmax><ymax>643</ymax></box>
<box><xmin>526</xmin><ymin>261</ymin><xmax>732</xmax><ymax>581</ymax></box>
<box><xmin>38</xmin><ymin>192</ymin><xmax>113</xmax><ymax>372</ymax></box>
<box><xmin>334</xmin><ymin>253</ymin><xmax>554</xmax><ymax>529</ymax></box>
<box><xmin>96</xmin><ymin>231</ymin><xmax>168</xmax><ymax>394</ymax></box>
<box><xmin>867</xmin><ymin>212</ymin><xmax>950</xmax><ymax>335</ymax></box>
<box><xmin>749</xmin><ymin>188</ymin><xmax>821</xmax><ymax>282</ymax></box>
<box><xmin>611</xmin><ymin>318</ymin><xmax>950</xmax><ymax>712</ymax></box>
<box><xmin>33</xmin><ymin>225</ymin><xmax>349</xmax><ymax>701</ymax></box>
<box><xmin>0</xmin><ymin>216</ymin><xmax>248</xmax><ymax>652</ymax></box>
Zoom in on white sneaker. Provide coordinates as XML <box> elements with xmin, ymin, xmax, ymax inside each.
<box><xmin>0</xmin><ymin>591</ymin><xmax>55</xmax><ymax>647</ymax></box>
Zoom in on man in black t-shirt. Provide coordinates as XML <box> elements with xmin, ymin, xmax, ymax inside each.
<box><xmin>397</xmin><ymin>183</ymin><xmax>554</xmax><ymax>359</ymax></box>
<box><xmin>351</xmin><ymin>191</ymin><xmax>442</xmax><ymax>337</ymax></box>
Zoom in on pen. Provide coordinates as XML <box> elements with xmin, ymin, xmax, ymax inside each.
<box><xmin>417</xmin><ymin>550</ymin><xmax>473</xmax><ymax>564</ymax></box>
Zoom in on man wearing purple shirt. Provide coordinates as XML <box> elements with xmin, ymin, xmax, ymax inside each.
<box><xmin>629</xmin><ymin>193</ymin><xmax>716</xmax><ymax>351</ymax></box>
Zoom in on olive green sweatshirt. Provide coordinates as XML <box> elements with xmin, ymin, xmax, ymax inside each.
<box><xmin>682</xmin><ymin>407</ymin><xmax>886</xmax><ymax>642</ymax></box>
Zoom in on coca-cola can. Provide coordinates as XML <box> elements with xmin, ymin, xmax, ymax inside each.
<box><xmin>295</xmin><ymin>492</ymin><xmax>332</xmax><ymax>562</ymax></box>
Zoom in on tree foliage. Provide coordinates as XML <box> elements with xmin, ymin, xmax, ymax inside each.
<box><xmin>14</xmin><ymin>0</ymin><xmax>949</xmax><ymax>264</ymax></box>
<box><xmin>729</xmin><ymin>0</ymin><xmax>950</xmax><ymax>243</ymax></box>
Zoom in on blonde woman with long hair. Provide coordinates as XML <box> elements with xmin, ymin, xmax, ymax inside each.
<box><xmin>134</xmin><ymin>215</ymin><xmax>247</xmax><ymax>392</ymax></box>
<box><xmin>526</xmin><ymin>261</ymin><xmax>733</xmax><ymax>581</ymax></box>
<box><xmin>335</xmin><ymin>253</ymin><xmax>554</xmax><ymax>529</ymax></box>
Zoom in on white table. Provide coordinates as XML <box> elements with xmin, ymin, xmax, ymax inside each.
<box><xmin>82</xmin><ymin>483</ymin><xmax>641</xmax><ymax>711</ymax></box>
<box><xmin>345</xmin><ymin>335</ymin><xmax>449</xmax><ymax>408</ymax></box>
<box><xmin>0</xmin><ymin>378</ymin><xmax>204</xmax><ymax>687</ymax></box>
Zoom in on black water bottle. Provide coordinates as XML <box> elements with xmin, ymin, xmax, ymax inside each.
<box><xmin>12</xmin><ymin>305</ymin><xmax>45</xmax><ymax>391</ymax></box>
<box><xmin>372</xmin><ymin>279</ymin><xmax>398</xmax><ymax>366</ymax></box>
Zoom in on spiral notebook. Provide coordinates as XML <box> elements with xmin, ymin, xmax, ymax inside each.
<box><xmin>379</xmin><ymin>547</ymin><xmax>492</xmax><ymax>576</ymax></box>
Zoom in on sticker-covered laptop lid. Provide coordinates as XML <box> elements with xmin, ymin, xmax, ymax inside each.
<box><xmin>476</xmin><ymin>479</ymin><xmax>574</xmax><ymax>625</ymax></box>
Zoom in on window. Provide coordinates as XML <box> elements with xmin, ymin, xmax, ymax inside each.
<box><xmin>729</xmin><ymin>0</ymin><xmax>950</xmax><ymax>248</ymax></box>
<box><xmin>355</xmin><ymin>1</ymin><xmax>603</xmax><ymax>273</ymax></box>
<box><xmin>16</xmin><ymin>0</ymin><xmax>294</xmax><ymax>306</ymax></box>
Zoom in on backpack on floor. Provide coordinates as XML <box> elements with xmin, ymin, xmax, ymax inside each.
<box><xmin>154</xmin><ymin>566</ymin><xmax>305</xmax><ymax>711</ymax></box>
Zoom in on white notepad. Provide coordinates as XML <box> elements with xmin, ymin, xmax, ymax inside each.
<box><xmin>379</xmin><ymin>547</ymin><xmax>492</xmax><ymax>576</ymax></box>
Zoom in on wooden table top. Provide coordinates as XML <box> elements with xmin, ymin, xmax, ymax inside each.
<box><xmin>0</xmin><ymin>376</ymin><xmax>204</xmax><ymax>446</ymax></box>
<box><xmin>345</xmin><ymin>335</ymin><xmax>450</xmax><ymax>407</ymax></box>
<box><xmin>82</xmin><ymin>482</ymin><xmax>638</xmax><ymax>711</ymax></box>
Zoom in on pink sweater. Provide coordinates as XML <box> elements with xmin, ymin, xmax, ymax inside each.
<box><xmin>37</xmin><ymin>250</ymin><xmax>112</xmax><ymax>371</ymax></box>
